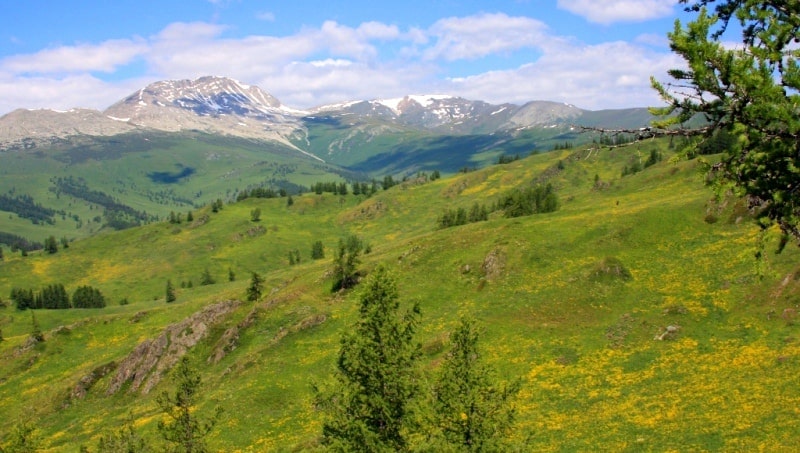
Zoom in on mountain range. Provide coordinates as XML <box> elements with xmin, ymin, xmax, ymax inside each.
<box><xmin>0</xmin><ymin>75</ymin><xmax>652</xmax><ymax>154</ymax></box>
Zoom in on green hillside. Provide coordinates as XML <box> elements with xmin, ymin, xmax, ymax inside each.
<box><xmin>0</xmin><ymin>138</ymin><xmax>798</xmax><ymax>451</ymax></box>
<box><xmin>0</xmin><ymin>131</ymin><xmax>361</xmax><ymax>244</ymax></box>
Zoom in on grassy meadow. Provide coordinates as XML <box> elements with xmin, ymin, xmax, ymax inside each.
<box><xmin>0</xmin><ymin>137</ymin><xmax>798</xmax><ymax>451</ymax></box>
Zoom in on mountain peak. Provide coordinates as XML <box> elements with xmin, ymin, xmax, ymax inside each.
<box><xmin>106</xmin><ymin>76</ymin><xmax>283</xmax><ymax>118</ymax></box>
<box><xmin>102</xmin><ymin>76</ymin><xmax>302</xmax><ymax>143</ymax></box>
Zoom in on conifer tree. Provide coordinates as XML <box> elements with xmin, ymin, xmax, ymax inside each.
<box><xmin>653</xmin><ymin>0</ymin><xmax>800</xmax><ymax>245</ymax></box>
<box><xmin>95</xmin><ymin>414</ymin><xmax>150</xmax><ymax>453</ymax></box>
<box><xmin>427</xmin><ymin>317</ymin><xmax>520</xmax><ymax>451</ymax></box>
<box><xmin>199</xmin><ymin>269</ymin><xmax>215</xmax><ymax>286</ymax></box>
<box><xmin>246</xmin><ymin>272</ymin><xmax>264</xmax><ymax>302</ymax></box>
<box><xmin>331</xmin><ymin>235</ymin><xmax>363</xmax><ymax>291</ymax></box>
<box><xmin>156</xmin><ymin>357</ymin><xmax>222</xmax><ymax>453</ymax></box>
<box><xmin>30</xmin><ymin>311</ymin><xmax>43</xmax><ymax>342</ymax></box>
<box><xmin>318</xmin><ymin>265</ymin><xmax>421</xmax><ymax>452</ymax></box>
<box><xmin>44</xmin><ymin>235</ymin><xmax>58</xmax><ymax>254</ymax></box>
<box><xmin>311</xmin><ymin>240</ymin><xmax>325</xmax><ymax>260</ymax></box>
<box><xmin>166</xmin><ymin>280</ymin><xmax>176</xmax><ymax>303</ymax></box>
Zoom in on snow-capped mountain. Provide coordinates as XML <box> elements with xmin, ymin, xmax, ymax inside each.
<box><xmin>104</xmin><ymin>76</ymin><xmax>303</xmax><ymax>144</ymax></box>
<box><xmin>0</xmin><ymin>76</ymin><xmax>652</xmax><ymax>152</ymax></box>
<box><xmin>309</xmin><ymin>95</ymin><xmax>587</xmax><ymax>134</ymax></box>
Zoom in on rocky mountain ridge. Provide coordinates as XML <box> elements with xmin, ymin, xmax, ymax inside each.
<box><xmin>0</xmin><ymin>76</ymin><xmax>651</xmax><ymax>151</ymax></box>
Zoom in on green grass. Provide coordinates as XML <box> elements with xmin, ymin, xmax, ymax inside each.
<box><xmin>1</xmin><ymin>137</ymin><xmax>798</xmax><ymax>451</ymax></box>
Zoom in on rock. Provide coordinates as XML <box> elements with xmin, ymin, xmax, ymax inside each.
<box><xmin>106</xmin><ymin>299</ymin><xmax>241</xmax><ymax>395</ymax></box>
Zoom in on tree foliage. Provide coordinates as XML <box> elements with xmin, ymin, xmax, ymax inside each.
<box><xmin>318</xmin><ymin>265</ymin><xmax>421</xmax><ymax>452</ymax></box>
<box><xmin>72</xmin><ymin>285</ymin><xmax>106</xmax><ymax>308</ymax></box>
<box><xmin>652</xmin><ymin>0</ymin><xmax>800</xmax><ymax>245</ymax></box>
<box><xmin>156</xmin><ymin>357</ymin><xmax>222</xmax><ymax>453</ymax></box>
<box><xmin>311</xmin><ymin>240</ymin><xmax>325</xmax><ymax>260</ymax></box>
<box><xmin>166</xmin><ymin>280</ymin><xmax>176</xmax><ymax>303</ymax></box>
<box><xmin>498</xmin><ymin>183</ymin><xmax>559</xmax><ymax>218</ymax></box>
<box><xmin>426</xmin><ymin>318</ymin><xmax>521</xmax><ymax>452</ymax></box>
<box><xmin>94</xmin><ymin>414</ymin><xmax>151</xmax><ymax>453</ymax></box>
<box><xmin>246</xmin><ymin>272</ymin><xmax>264</xmax><ymax>302</ymax></box>
<box><xmin>331</xmin><ymin>235</ymin><xmax>363</xmax><ymax>291</ymax></box>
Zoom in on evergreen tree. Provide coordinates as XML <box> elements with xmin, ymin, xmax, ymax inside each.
<box><xmin>318</xmin><ymin>265</ymin><xmax>421</xmax><ymax>452</ymax></box>
<box><xmin>331</xmin><ymin>235</ymin><xmax>363</xmax><ymax>291</ymax></box>
<box><xmin>0</xmin><ymin>246</ymin><xmax>4</xmax><ymax>261</ymax></box>
<box><xmin>653</xmin><ymin>0</ymin><xmax>800</xmax><ymax>245</ymax></box>
<box><xmin>228</xmin><ymin>268</ymin><xmax>235</xmax><ymax>282</ymax></box>
<box><xmin>287</xmin><ymin>195</ymin><xmax>294</xmax><ymax>207</ymax></box>
<box><xmin>186</xmin><ymin>211</ymin><xmax>194</xmax><ymax>222</ymax></box>
<box><xmin>156</xmin><ymin>357</ymin><xmax>222</xmax><ymax>453</ymax></box>
<box><xmin>60</xmin><ymin>237</ymin><xmax>69</xmax><ymax>249</ymax></box>
<box><xmin>30</xmin><ymin>312</ymin><xmax>43</xmax><ymax>342</ymax></box>
<box><xmin>199</xmin><ymin>269</ymin><xmax>215</xmax><ymax>286</ymax></box>
<box><xmin>10</xmin><ymin>288</ymin><xmax>34</xmax><ymax>311</ymax></box>
<box><xmin>427</xmin><ymin>318</ymin><xmax>520</xmax><ymax>451</ymax></box>
<box><xmin>44</xmin><ymin>235</ymin><xmax>58</xmax><ymax>254</ymax></box>
<box><xmin>246</xmin><ymin>272</ymin><xmax>264</xmax><ymax>302</ymax></box>
<box><xmin>95</xmin><ymin>414</ymin><xmax>151</xmax><ymax>453</ymax></box>
<box><xmin>166</xmin><ymin>280</ymin><xmax>176</xmax><ymax>303</ymax></box>
<box><xmin>72</xmin><ymin>285</ymin><xmax>106</xmax><ymax>308</ymax></box>
<box><xmin>250</xmin><ymin>208</ymin><xmax>261</xmax><ymax>222</ymax></box>
<box><xmin>311</xmin><ymin>240</ymin><xmax>325</xmax><ymax>260</ymax></box>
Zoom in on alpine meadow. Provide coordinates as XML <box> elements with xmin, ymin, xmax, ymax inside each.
<box><xmin>1</xmin><ymin>1</ymin><xmax>799</xmax><ymax>451</ymax></box>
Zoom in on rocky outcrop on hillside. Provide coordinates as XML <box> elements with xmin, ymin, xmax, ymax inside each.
<box><xmin>106</xmin><ymin>299</ymin><xmax>241</xmax><ymax>395</ymax></box>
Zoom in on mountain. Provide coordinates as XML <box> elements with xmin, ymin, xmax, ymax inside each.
<box><xmin>0</xmin><ymin>76</ymin><xmax>654</xmax><ymax>152</ymax></box>
<box><xmin>0</xmin><ymin>76</ymin><xmax>657</xmax><ymax>243</ymax></box>
<box><xmin>0</xmin><ymin>108</ymin><xmax>137</xmax><ymax>150</ymax></box>
<box><xmin>104</xmin><ymin>76</ymin><xmax>304</xmax><ymax>145</ymax></box>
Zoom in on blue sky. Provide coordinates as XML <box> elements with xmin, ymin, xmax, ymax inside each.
<box><xmin>0</xmin><ymin>0</ymin><xmax>693</xmax><ymax>114</ymax></box>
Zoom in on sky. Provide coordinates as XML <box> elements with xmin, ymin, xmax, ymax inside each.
<box><xmin>0</xmin><ymin>0</ymin><xmax>695</xmax><ymax>114</ymax></box>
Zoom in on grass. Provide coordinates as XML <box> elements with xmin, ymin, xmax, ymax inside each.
<box><xmin>1</xmin><ymin>137</ymin><xmax>799</xmax><ymax>451</ymax></box>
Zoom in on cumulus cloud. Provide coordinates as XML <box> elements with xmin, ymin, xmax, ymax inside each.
<box><xmin>0</xmin><ymin>11</ymin><xmax>682</xmax><ymax>113</ymax></box>
<box><xmin>421</xmin><ymin>13</ymin><xmax>551</xmax><ymax>61</ymax></box>
<box><xmin>2</xmin><ymin>39</ymin><xmax>148</xmax><ymax>74</ymax></box>
<box><xmin>557</xmin><ymin>0</ymin><xmax>678</xmax><ymax>24</ymax></box>
<box><xmin>446</xmin><ymin>40</ymin><xmax>683</xmax><ymax>110</ymax></box>
<box><xmin>0</xmin><ymin>74</ymin><xmax>146</xmax><ymax>113</ymax></box>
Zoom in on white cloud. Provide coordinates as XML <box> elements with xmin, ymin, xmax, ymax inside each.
<box><xmin>256</xmin><ymin>11</ymin><xmax>275</xmax><ymax>22</ymax></box>
<box><xmin>557</xmin><ymin>0</ymin><xmax>678</xmax><ymax>24</ymax></box>
<box><xmin>0</xmin><ymin>12</ymin><xmax>682</xmax><ymax>114</ymax></box>
<box><xmin>421</xmin><ymin>13</ymin><xmax>551</xmax><ymax>61</ymax></box>
<box><xmin>446</xmin><ymin>40</ymin><xmax>683</xmax><ymax>110</ymax></box>
<box><xmin>2</xmin><ymin>39</ymin><xmax>147</xmax><ymax>74</ymax></box>
<box><xmin>0</xmin><ymin>74</ymin><xmax>146</xmax><ymax>113</ymax></box>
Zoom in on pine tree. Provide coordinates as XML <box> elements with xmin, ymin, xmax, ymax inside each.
<box><xmin>331</xmin><ymin>235</ymin><xmax>363</xmax><ymax>291</ymax></box>
<box><xmin>200</xmin><ymin>269</ymin><xmax>215</xmax><ymax>286</ymax></box>
<box><xmin>246</xmin><ymin>272</ymin><xmax>264</xmax><ymax>302</ymax></box>
<box><xmin>166</xmin><ymin>280</ymin><xmax>176</xmax><ymax>303</ymax></box>
<box><xmin>95</xmin><ymin>413</ymin><xmax>150</xmax><ymax>453</ymax></box>
<box><xmin>30</xmin><ymin>311</ymin><xmax>44</xmax><ymax>342</ymax></box>
<box><xmin>427</xmin><ymin>317</ymin><xmax>520</xmax><ymax>451</ymax></box>
<box><xmin>156</xmin><ymin>357</ymin><xmax>222</xmax><ymax>453</ymax></box>
<box><xmin>228</xmin><ymin>268</ymin><xmax>235</xmax><ymax>282</ymax></box>
<box><xmin>44</xmin><ymin>235</ymin><xmax>58</xmax><ymax>254</ymax></box>
<box><xmin>311</xmin><ymin>240</ymin><xmax>325</xmax><ymax>260</ymax></box>
<box><xmin>318</xmin><ymin>265</ymin><xmax>421</xmax><ymax>452</ymax></box>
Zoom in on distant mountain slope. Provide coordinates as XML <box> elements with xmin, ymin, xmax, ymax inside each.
<box><xmin>0</xmin><ymin>76</ymin><xmax>658</xmax><ymax>241</ymax></box>
<box><xmin>0</xmin><ymin>75</ymin><xmax>655</xmax><ymax>153</ymax></box>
